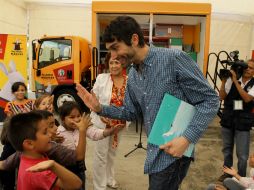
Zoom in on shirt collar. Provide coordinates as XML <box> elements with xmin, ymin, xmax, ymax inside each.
<box><xmin>143</xmin><ymin>44</ymin><xmax>154</xmax><ymax>67</ymax></box>
<box><xmin>132</xmin><ymin>45</ymin><xmax>154</xmax><ymax>71</ymax></box>
<box><xmin>239</xmin><ymin>77</ymin><xmax>251</xmax><ymax>86</ymax></box>
<box><xmin>58</xmin><ymin>125</ymin><xmax>66</xmax><ymax>132</ymax></box>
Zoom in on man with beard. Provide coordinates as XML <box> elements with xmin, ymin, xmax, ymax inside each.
<box><xmin>76</xmin><ymin>16</ymin><xmax>219</xmax><ymax>190</ymax></box>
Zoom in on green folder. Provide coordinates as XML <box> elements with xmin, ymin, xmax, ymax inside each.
<box><xmin>148</xmin><ymin>93</ymin><xmax>196</xmax><ymax>157</ymax></box>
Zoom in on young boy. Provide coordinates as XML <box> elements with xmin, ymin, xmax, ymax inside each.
<box><xmin>0</xmin><ymin>110</ymin><xmax>119</xmax><ymax>190</ymax></box>
<box><xmin>7</xmin><ymin>112</ymin><xmax>82</xmax><ymax>190</ymax></box>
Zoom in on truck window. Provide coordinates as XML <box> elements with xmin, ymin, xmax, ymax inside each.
<box><xmin>38</xmin><ymin>39</ymin><xmax>72</xmax><ymax>69</ymax></box>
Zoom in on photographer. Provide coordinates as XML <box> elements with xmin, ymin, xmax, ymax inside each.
<box><xmin>218</xmin><ymin>59</ymin><xmax>254</xmax><ymax>181</ymax></box>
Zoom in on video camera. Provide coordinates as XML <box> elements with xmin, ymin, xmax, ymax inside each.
<box><xmin>219</xmin><ymin>50</ymin><xmax>248</xmax><ymax>79</ymax></box>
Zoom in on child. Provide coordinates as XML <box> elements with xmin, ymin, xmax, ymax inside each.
<box><xmin>34</xmin><ymin>94</ymin><xmax>61</xmax><ymax>126</ymax></box>
<box><xmin>34</xmin><ymin>97</ymin><xmax>64</xmax><ymax>142</ymax></box>
<box><xmin>7</xmin><ymin>111</ymin><xmax>82</xmax><ymax>190</ymax></box>
<box><xmin>58</xmin><ymin>101</ymin><xmax>120</xmax><ymax>189</ymax></box>
<box><xmin>33</xmin><ymin>94</ymin><xmax>54</xmax><ymax>113</ymax></box>
<box><xmin>33</xmin><ymin>110</ymin><xmax>64</xmax><ymax>143</ymax></box>
<box><xmin>207</xmin><ymin>154</ymin><xmax>254</xmax><ymax>190</ymax></box>
<box><xmin>4</xmin><ymin>82</ymin><xmax>34</xmax><ymax>117</ymax></box>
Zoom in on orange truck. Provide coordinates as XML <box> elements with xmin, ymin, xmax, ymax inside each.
<box><xmin>32</xmin><ymin>36</ymin><xmax>98</xmax><ymax>111</ymax></box>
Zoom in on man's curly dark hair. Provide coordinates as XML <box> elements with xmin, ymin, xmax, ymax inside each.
<box><xmin>103</xmin><ymin>16</ymin><xmax>145</xmax><ymax>48</ymax></box>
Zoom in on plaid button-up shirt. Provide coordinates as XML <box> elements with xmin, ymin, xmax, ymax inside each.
<box><xmin>101</xmin><ymin>46</ymin><xmax>219</xmax><ymax>174</ymax></box>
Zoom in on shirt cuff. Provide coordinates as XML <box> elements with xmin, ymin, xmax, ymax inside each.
<box><xmin>182</xmin><ymin>125</ymin><xmax>201</xmax><ymax>144</ymax></box>
<box><xmin>100</xmin><ymin>105</ymin><xmax>110</xmax><ymax>116</ymax></box>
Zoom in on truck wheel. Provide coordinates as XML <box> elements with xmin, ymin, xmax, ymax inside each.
<box><xmin>53</xmin><ymin>88</ymin><xmax>89</xmax><ymax>113</ymax></box>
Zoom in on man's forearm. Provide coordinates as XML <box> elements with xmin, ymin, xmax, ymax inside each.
<box><xmin>183</xmin><ymin>95</ymin><xmax>220</xmax><ymax>144</ymax></box>
<box><xmin>100</xmin><ymin>105</ymin><xmax>136</xmax><ymax>121</ymax></box>
<box><xmin>234</xmin><ymin>80</ymin><xmax>253</xmax><ymax>102</ymax></box>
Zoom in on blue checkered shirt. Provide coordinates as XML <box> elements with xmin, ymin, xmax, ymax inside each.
<box><xmin>100</xmin><ymin>46</ymin><xmax>219</xmax><ymax>174</ymax></box>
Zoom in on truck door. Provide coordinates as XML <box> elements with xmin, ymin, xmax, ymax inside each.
<box><xmin>34</xmin><ymin>39</ymin><xmax>73</xmax><ymax>94</ymax></box>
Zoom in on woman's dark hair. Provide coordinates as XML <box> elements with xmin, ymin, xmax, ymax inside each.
<box><xmin>11</xmin><ymin>82</ymin><xmax>27</xmax><ymax>93</ymax></box>
<box><xmin>103</xmin><ymin>16</ymin><xmax>145</xmax><ymax>47</ymax></box>
<box><xmin>58</xmin><ymin>101</ymin><xmax>82</xmax><ymax>121</ymax></box>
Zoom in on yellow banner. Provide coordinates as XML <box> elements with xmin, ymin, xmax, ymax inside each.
<box><xmin>0</xmin><ymin>34</ymin><xmax>27</xmax><ymax>101</ymax></box>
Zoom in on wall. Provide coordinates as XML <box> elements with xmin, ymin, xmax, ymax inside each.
<box><xmin>210</xmin><ymin>13</ymin><xmax>253</xmax><ymax>59</ymax></box>
<box><xmin>205</xmin><ymin>13</ymin><xmax>253</xmax><ymax>90</ymax></box>
<box><xmin>28</xmin><ymin>4</ymin><xmax>92</xmax><ymax>41</ymax></box>
<box><xmin>250</xmin><ymin>16</ymin><xmax>254</xmax><ymax>53</ymax></box>
<box><xmin>26</xmin><ymin>3</ymin><xmax>92</xmax><ymax>87</ymax></box>
<box><xmin>0</xmin><ymin>0</ymin><xmax>27</xmax><ymax>34</ymax></box>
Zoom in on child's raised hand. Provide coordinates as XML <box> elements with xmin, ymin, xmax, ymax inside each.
<box><xmin>26</xmin><ymin>160</ymin><xmax>55</xmax><ymax>172</ymax></box>
<box><xmin>100</xmin><ymin>117</ymin><xmax>110</xmax><ymax>125</ymax></box>
<box><xmin>52</xmin><ymin>133</ymin><xmax>65</xmax><ymax>143</ymax></box>
<box><xmin>74</xmin><ymin>114</ymin><xmax>92</xmax><ymax>132</ymax></box>
<box><xmin>223</xmin><ymin>166</ymin><xmax>237</xmax><ymax>176</ymax></box>
<box><xmin>103</xmin><ymin>124</ymin><xmax>125</xmax><ymax>137</ymax></box>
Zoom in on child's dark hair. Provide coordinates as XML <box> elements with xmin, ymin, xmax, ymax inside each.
<box><xmin>33</xmin><ymin>110</ymin><xmax>53</xmax><ymax>119</ymax></box>
<box><xmin>103</xmin><ymin>16</ymin><xmax>145</xmax><ymax>48</ymax></box>
<box><xmin>11</xmin><ymin>82</ymin><xmax>27</xmax><ymax>93</ymax></box>
<box><xmin>34</xmin><ymin>110</ymin><xmax>59</xmax><ymax>126</ymax></box>
<box><xmin>7</xmin><ymin>112</ymin><xmax>43</xmax><ymax>151</ymax></box>
<box><xmin>59</xmin><ymin>101</ymin><xmax>82</xmax><ymax>121</ymax></box>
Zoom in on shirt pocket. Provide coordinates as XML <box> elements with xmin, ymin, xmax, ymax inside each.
<box><xmin>156</xmin><ymin>78</ymin><xmax>177</xmax><ymax>96</ymax></box>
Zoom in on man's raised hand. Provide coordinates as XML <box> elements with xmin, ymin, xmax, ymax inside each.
<box><xmin>76</xmin><ymin>84</ymin><xmax>102</xmax><ymax>113</ymax></box>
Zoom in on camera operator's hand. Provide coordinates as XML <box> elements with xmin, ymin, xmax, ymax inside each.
<box><xmin>221</xmin><ymin>78</ymin><xmax>227</xmax><ymax>83</ymax></box>
<box><xmin>219</xmin><ymin>78</ymin><xmax>228</xmax><ymax>100</ymax></box>
<box><xmin>230</xmin><ymin>70</ymin><xmax>237</xmax><ymax>83</ymax></box>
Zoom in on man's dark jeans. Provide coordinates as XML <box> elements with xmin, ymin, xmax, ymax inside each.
<box><xmin>149</xmin><ymin>157</ymin><xmax>192</xmax><ymax>190</ymax></box>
